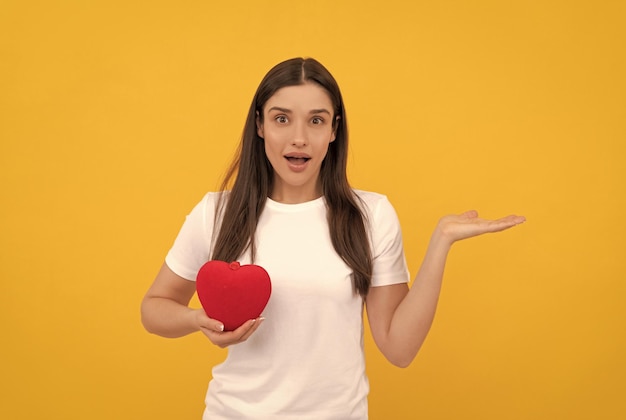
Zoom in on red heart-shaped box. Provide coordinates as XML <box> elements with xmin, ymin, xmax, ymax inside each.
<box><xmin>196</xmin><ymin>261</ymin><xmax>271</xmax><ymax>331</ymax></box>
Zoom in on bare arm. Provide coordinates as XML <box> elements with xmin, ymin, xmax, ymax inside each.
<box><xmin>366</xmin><ymin>211</ymin><xmax>525</xmax><ymax>368</ymax></box>
<box><xmin>141</xmin><ymin>262</ymin><xmax>263</xmax><ymax>346</ymax></box>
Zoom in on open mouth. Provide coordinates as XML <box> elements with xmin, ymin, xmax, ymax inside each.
<box><xmin>285</xmin><ymin>156</ymin><xmax>310</xmax><ymax>165</ymax></box>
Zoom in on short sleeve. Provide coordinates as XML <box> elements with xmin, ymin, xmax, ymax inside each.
<box><xmin>164</xmin><ymin>193</ymin><xmax>217</xmax><ymax>281</ymax></box>
<box><xmin>366</xmin><ymin>194</ymin><xmax>411</xmax><ymax>287</ymax></box>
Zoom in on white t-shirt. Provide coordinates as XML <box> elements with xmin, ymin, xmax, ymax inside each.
<box><xmin>165</xmin><ymin>190</ymin><xmax>410</xmax><ymax>419</ymax></box>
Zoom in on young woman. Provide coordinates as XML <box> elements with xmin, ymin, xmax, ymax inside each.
<box><xmin>141</xmin><ymin>57</ymin><xmax>525</xmax><ymax>419</ymax></box>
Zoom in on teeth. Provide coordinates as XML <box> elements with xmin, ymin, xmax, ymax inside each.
<box><xmin>286</xmin><ymin>157</ymin><xmax>308</xmax><ymax>164</ymax></box>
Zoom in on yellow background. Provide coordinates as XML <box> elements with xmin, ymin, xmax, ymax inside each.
<box><xmin>1</xmin><ymin>1</ymin><xmax>624</xmax><ymax>419</ymax></box>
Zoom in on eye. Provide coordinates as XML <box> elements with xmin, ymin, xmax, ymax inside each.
<box><xmin>275</xmin><ymin>115</ymin><xmax>288</xmax><ymax>124</ymax></box>
<box><xmin>311</xmin><ymin>116</ymin><xmax>324</xmax><ymax>125</ymax></box>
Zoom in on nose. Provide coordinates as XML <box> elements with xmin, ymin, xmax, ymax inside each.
<box><xmin>291</xmin><ymin>120</ymin><xmax>307</xmax><ymax>147</ymax></box>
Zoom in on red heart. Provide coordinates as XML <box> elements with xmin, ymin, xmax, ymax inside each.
<box><xmin>196</xmin><ymin>261</ymin><xmax>271</xmax><ymax>331</ymax></box>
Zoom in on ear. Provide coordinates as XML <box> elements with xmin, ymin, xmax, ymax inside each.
<box><xmin>330</xmin><ymin>115</ymin><xmax>340</xmax><ymax>143</ymax></box>
<box><xmin>256</xmin><ymin>110</ymin><xmax>264</xmax><ymax>139</ymax></box>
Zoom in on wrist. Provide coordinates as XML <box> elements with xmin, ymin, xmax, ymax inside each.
<box><xmin>431</xmin><ymin>223</ymin><xmax>455</xmax><ymax>250</ymax></box>
<box><xmin>186</xmin><ymin>307</ymin><xmax>203</xmax><ymax>333</ymax></box>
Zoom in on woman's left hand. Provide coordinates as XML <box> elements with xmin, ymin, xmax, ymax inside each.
<box><xmin>435</xmin><ymin>210</ymin><xmax>526</xmax><ymax>246</ymax></box>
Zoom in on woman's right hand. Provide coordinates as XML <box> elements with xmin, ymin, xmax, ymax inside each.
<box><xmin>194</xmin><ymin>309</ymin><xmax>265</xmax><ymax>348</ymax></box>
<box><xmin>142</xmin><ymin>263</ymin><xmax>265</xmax><ymax>343</ymax></box>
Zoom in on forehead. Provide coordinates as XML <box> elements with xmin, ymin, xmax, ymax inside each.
<box><xmin>264</xmin><ymin>82</ymin><xmax>333</xmax><ymax>112</ymax></box>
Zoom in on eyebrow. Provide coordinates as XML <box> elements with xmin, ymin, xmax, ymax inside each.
<box><xmin>267</xmin><ymin>106</ymin><xmax>332</xmax><ymax>115</ymax></box>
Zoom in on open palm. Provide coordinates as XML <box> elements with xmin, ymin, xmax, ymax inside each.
<box><xmin>437</xmin><ymin>210</ymin><xmax>526</xmax><ymax>244</ymax></box>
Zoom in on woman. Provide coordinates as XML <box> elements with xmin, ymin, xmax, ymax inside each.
<box><xmin>141</xmin><ymin>57</ymin><xmax>525</xmax><ymax>419</ymax></box>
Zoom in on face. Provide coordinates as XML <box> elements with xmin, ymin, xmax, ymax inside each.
<box><xmin>257</xmin><ymin>82</ymin><xmax>337</xmax><ymax>203</ymax></box>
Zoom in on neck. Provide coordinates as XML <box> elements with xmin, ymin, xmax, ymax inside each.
<box><xmin>270</xmin><ymin>182</ymin><xmax>323</xmax><ymax>204</ymax></box>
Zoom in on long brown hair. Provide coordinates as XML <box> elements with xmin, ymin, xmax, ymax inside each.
<box><xmin>211</xmin><ymin>57</ymin><xmax>373</xmax><ymax>297</ymax></box>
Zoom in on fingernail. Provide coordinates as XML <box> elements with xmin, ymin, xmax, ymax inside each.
<box><xmin>218</xmin><ymin>324</ymin><xmax>224</xmax><ymax>332</ymax></box>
